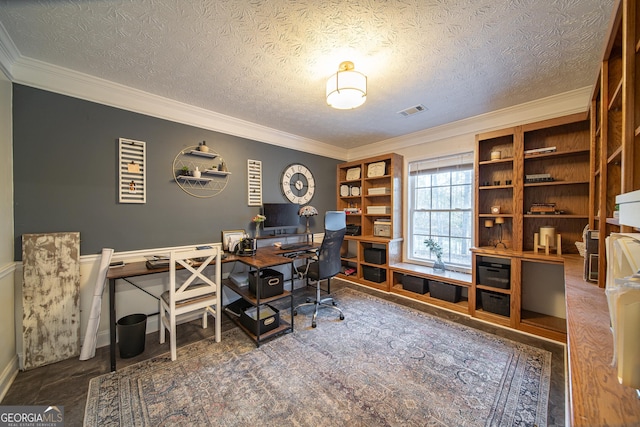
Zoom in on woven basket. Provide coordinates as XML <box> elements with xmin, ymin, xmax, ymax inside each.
<box><xmin>575</xmin><ymin>241</ymin><xmax>586</xmax><ymax>258</ymax></box>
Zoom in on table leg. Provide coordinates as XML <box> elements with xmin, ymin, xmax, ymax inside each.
<box><xmin>290</xmin><ymin>262</ymin><xmax>295</xmax><ymax>332</ymax></box>
<box><xmin>109</xmin><ymin>278</ymin><xmax>116</xmax><ymax>372</ymax></box>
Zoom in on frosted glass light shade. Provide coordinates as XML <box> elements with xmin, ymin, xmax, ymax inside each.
<box><xmin>326</xmin><ymin>61</ymin><xmax>367</xmax><ymax>110</ymax></box>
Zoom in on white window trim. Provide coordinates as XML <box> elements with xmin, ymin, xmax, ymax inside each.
<box><xmin>406</xmin><ymin>152</ymin><xmax>474</xmax><ymax>274</ymax></box>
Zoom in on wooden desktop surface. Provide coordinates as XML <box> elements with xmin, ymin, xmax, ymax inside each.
<box><xmin>107</xmin><ymin>243</ymin><xmax>320</xmax><ymax>280</ymax></box>
<box><xmin>106</xmin><ymin>243</ymin><xmax>320</xmax><ymax>370</ymax></box>
<box><xmin>564</xmin><ymin>256</ymin><xmax>640</xmax><ymax>426</ymax></box>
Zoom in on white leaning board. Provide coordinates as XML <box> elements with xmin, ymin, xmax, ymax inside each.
<box><xmin>21</xmin><ymin>232</ymin><xmax>80</xmax><ymax>370</ymax></box>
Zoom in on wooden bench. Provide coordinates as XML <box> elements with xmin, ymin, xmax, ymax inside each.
<box><xmin>389</xmin><ymin>262</ymin><xmax>472</xmax><ymax>315</ymax></box>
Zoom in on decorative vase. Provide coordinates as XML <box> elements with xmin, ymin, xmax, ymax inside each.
<box><xmin>193</xmin><ymin>167</ymin><xmax>201</xmax><ymax>179</ymax></box>
<box><xmin>433</xmin><ymin>256</ymin><xmax>445</xmax><ymax>272</ymax></box>
<box><xmin>254</xmin><ymin>222</ymin><xmax>261</xmax><ymax>238</ymax></box>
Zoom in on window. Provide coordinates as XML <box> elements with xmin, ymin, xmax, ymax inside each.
<box><xmin>408</xmin><ymin>153</ymin><xmax>474</xmax><ymax>271</ymax></box>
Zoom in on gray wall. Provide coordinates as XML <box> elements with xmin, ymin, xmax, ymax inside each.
<box><xmin>12</xmin><ymin>84</ymin><xmax>341</xmax><ymax>259</ymax></box>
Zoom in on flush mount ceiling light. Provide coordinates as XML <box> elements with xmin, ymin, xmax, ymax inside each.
<box><xmin>326</xmin><ymin>61</ymin><xmax>367</xmax><ymax>110</ymax></box>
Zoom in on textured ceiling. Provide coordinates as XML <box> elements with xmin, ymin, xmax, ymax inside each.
<box><xmin>0</xmin><ymin>0</ymin><xmax>615</xmax><ymax>149</ymax></box>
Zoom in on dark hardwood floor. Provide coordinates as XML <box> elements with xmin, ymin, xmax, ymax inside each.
<box><xmin>1</xmin><ymin>280</ymin><xmax>565</xmax><ymax>426</ymax></box>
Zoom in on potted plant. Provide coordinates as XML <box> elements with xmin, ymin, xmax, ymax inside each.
<box><xmin>424</xmin><ymin>238</ymin><xmax>445</xmax><ymax>272</ymax></box>
<box><xmin>178</xmin><ymin>166</ymin><xmax>190</xmax><ymax>176</ymax></box>
<box><xmin>252</xmin><ymin>214</ymin><xmax>266</xmax><ymax>237</ymax></box>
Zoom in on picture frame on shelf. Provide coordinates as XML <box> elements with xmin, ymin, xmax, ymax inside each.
<box><xmin>346</xmin><ymin>167</ymin><xmax>361</xmax><ymax>181</ymax></box>
<box><xmin>367</xmin><ymin>161</ymin><xmax>386</xmax><ymax>177</ymax></box>
<box><xmin>222</xmin><ymin>230</ymin><xmax>246</xmax><ymax>252</ymax></box>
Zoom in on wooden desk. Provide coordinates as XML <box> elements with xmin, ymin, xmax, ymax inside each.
<box><xmin>106</xmin><ymin>244</ymin><xmax>319</xmax><ymax>371</ymax></box>
<box><xmin>564</xmin><ymin>256</ymin><xmax>640</xmax><ymax>425</ymax></box>
<box><xmin>223</xmin><ymin>244</ymin><xmax>320</xmax><ymax>346</ymax></box>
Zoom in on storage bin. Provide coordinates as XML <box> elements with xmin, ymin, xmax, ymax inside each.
<box><xmin>429</xmin><ymin>280</ymin><xmax>461</xmax><ymax>303</ymax></box>
<box><xmin>249</xmin><ymin>268</ymin><xmax>284</xmax><ymax>298</ymax></box>
<box><xmin>240</xmin><ymin>304</ymin><xmax>280</xmax><ymax>335</ymax></box>
<box><xmin>364</xmin><ymin>248</ymin><xmax>386</xmax><ymax>265</ymax></box>
<box><xmin>480</xmin><ymin>290</ymin><xmax>510</xmax><ymax>317</ymax></box>
<box><xmin>477</xmin><ymin>262</ymin><xmax>511</xmax><ymax>289</ymax></box>
<box><xmin>402</xmin><ymin>275</ymin><xmax>428</xmax><ymax>294</ymax></box>
<box><xmin>224</xmin><ymin>298</ymin><xmax>252</xmax><ymax>318</ymax></box>
<box><xmin>367</xmin><ymin>206</ymin><xmax>391</xmax><ymax>215</ymax></box>
<box><xmin>363</xmin><ymin>265</ymin><xmax>386</xmax><ymax>283</ymax></box>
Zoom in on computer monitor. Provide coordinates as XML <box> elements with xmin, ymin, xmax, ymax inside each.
<box><xmin>262</xmin><ymin>203</ymin><xmax>300</xmax><ymax>229</ymax></box>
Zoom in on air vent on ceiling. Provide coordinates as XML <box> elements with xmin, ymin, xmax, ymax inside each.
<box><xmin>397</xmin><ymin>104</ymin><xmax>428</xmax><ymax>117</ymax></box>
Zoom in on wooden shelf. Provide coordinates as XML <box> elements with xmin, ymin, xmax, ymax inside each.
<box><xmin>524</xmin><ymin>180</ymin><xmax>589</xmax><ymax>187</ymax></box>
<box><xmin>607</xmin><ymin>145</ymin><xmax>623</xmax><ymax>164</ymax></box>
<box><xmin>606</xmin><ymin>217</ymin><xmax>620</xmax><ymax>226</ymax></box>
<box><xmin>474</xmin><ymin>114</ymin><xmax>589</xmax><ymax>342</ymax></box>
<box><xmin>226</xmin><ymin>313</ymin><xmax>291</xmax><ymax>344</ymax></box>
<box><xmin>473</xmin><ymin>309</ymin><xmax>511</xmax><ymax>326</ymax></box>
<box><xmin>478</xmin><ymin>157</ymin><xmax>514</xmax><ymax>165</ymax></box>
<box><xmin>336</xmin><ymin>154</ymin><xmax>403</xmax><ymax>291</ymax></box>
<box><xmin>479</xmin><ymin>184</ymin><xmax>513</xmax><ymax>190</ymax></box>
<box><xmin>476</xmin><ymin>284</ymin><xmax>510</xmax><ymax>295</ymax></box>
<box><xmin>608</xmin><ymin>78</ymin><xmax>623</xmax><ymax>110</ymax></box>
<box><xmin>223</xmin><ymin>279</ymin><xmax>292</xmax><ymax>306</ymax></box>
<box><xmin>524</xmin><ymin>148</ymin><xmax>590</xmax><ymax>160</ymax></box>
<box><xmin>523</xmin><ymin>214</ymin><xmax>589</xmax><ymax>219</ymax></box>
<box><xmin>478</xmin><ymin>213</ymin><xmax>514</xmax><ymax>218</ymax></box>
<box><xmin>520</xmin><ymin>310</ymin><xmax>566</xmax><ymax>334</ymax></box>
<box><xmin>578</xmin><ymin>3</ymin><xmax>640</xmax><ymax>422</ymax></box>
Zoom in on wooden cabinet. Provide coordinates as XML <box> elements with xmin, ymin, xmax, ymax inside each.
<box><xmin>473</xmin><ymin>113</ymin><xmax>590</xmax><ymax>341</ymax></box>
<box><xmin>522</xmin><ymin>118</ymin><xmax>592</xmax><ymax>252</ymax></box>
<box><xmin>591</xmin><ymin>0</ymin><xmax>640</xmax><ymax>287</ymax></box>
<box><xmin>475</xmin><ymin>128</ymin><xmax>520</xmax><ymax>250</ymax></box>
<box><xmin>336</xmin><ymin>153</ymin><xmax>403</xmax><ymax>291</ymax></box>
<box><xmin>390</xmin><ymin>263</ymin><xmax>472</xmax><ymax>315</ymax></box>
<box><xmin>475</xmin><ymin>113</ymin><xmax>590</xmax><ymax>255</ymax></box>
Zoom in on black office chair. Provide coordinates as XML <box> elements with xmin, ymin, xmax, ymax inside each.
<box><xmin>293</xmin><ymin>211</ymin><xmax>346</xmax><ymax>328</ymax></box>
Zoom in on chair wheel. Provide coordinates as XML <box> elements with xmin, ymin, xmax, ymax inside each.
<box><xmin>305</xmin><ymin>297</ymin><xmax>312</xmax><ymax>303</ymax></box>
<box><xmin>332</xmin><ymin>301</ymin><xmax>337</xmax><ymax>306</ymax></box>
<box><xmin>293</xmin><ymin>309</ymin><xmax>298</xmax><ymax>316</ymax></box>
<box><xmin>312</xmin><ymin>321</ymin><xmax>317</xmax><ymax>328</ymax></box>
<box><xmin>340</xmin><ymin>314</ymin><xmax>345</xmax><ymax>320</ymax></box>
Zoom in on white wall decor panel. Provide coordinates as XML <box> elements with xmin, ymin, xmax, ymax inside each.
<box><xmin>21</xmin><ymin>232</ymin><xmax>80</xmax><ymax>370</ymax></box>
<box><xmin>118</xmin><ymin>138</ymin><xmax>146</xmax><ymax>203</ymax></box>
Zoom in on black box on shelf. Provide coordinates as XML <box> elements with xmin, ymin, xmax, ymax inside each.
<box><xmin>477</xmin><ymin>262</ymin><xmax>510</xmax><ymax>289</ymax></box>
<box><xmin>364</xmin><ymin>248</ymin><xmax>386</xmax><ymax>264</ymax></box>
<box><xmin>240</xmin><ymin>304</ymin><xmax>280</xmax><ymax>335</ymax></box>
<box><xmin>480</xmin><ymin>290</ymin><xmax>510</xmax><ymax>317</ymax></box>
<box><xmin>249</xmin><ymin>268</ymin><xmax>284</xmax><ymax>298</ymax></box>
<box><xmin>363</xmin><ymin>265</ymin><xmax>386</xmax><ymax>283</ymax></box>
<box><xmin>429</xmin><ymin>280</ymin><xmax>461</xmax><ymax>303</ymax></box>
<box><xmin>402</xmin><ymin>275</ymin><xmax>428</xmax><ymax>294</ymax></box>
<box><xmin>224</xmin><ymin>298</ymin><xmax>252</xmax><ymax>318</ymax></box>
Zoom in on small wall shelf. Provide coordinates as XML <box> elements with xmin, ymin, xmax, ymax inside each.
<box><xmin>177</xmin><ymin>175</ymin><xmax>213</xmax><ymax>182</ymax></box>
<box><xmin>173</xmin><ymin>145</ymin><xmax>230</xmax><ymax>198</ymax></box>
<box><xmin>188</xmin><ymin>150</ymin><xmax>218</xmax><ymax>158</ymax></box>
<box><xmin>203</xmin><ymin>169</ymin><xmax>231</xmax><ymax>176</ymax></box>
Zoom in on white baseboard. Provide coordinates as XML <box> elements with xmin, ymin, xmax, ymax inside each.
<box><xmin>0</xmin><ymin>354</ymin><xmax>19</xmax><ymax>402</ymax></box>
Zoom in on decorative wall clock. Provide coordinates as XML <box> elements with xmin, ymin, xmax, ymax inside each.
<box><xmin>281</xmin><ymin>163</ymin><xmax>315</xmax><ymax>204</ymax></box>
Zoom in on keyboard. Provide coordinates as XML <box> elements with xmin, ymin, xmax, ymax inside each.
<box><xmin>280</xmin><ymin>243</ymin><xmax>311</xmax><ymax>251</ymax></box>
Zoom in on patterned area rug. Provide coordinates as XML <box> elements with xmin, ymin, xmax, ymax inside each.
<box><xmin>84</xmin><ymin>287</ymin><xmax>551</xmax><ymax>426</ymax></box>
